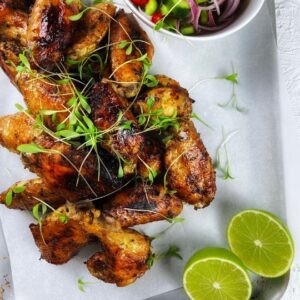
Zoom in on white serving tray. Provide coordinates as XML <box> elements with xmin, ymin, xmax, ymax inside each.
<box><xmin>0</xmin><ymin>1</ymin><xmax>299</xmax><ymax>299</ymax></box>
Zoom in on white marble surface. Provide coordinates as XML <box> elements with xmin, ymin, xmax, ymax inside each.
<box><xmin>1</xmin><ymin>0</ymin><xmax>300</xmax><ymax>299</ymax></box>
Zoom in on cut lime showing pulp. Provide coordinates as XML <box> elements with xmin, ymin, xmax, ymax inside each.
<box><xmin>227</xmin><ymin>209</ymin><xmax>294</xmax><ymax>278</ymax></box>
<box><xmin>183</xmin><ymin>247</ymin><xmax>252</xmax><ymax>300</ymax></box>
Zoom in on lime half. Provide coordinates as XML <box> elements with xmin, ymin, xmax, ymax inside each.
<box><xmin>228</xmin><ymin>209</ymin><xmax>294</xmax><ymax>278</ymax></box>
<box><xmin>183</xmin><ymin>247</ymin><xmax>252</xmax><ymax>300</ymax></box>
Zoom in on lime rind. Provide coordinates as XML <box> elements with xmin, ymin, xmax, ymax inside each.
<box><xmin>227</xmin><ymin>209</ymin><xmax>294</xmax><ymax>278</ymax></box>
<box><xmin>183</xmin><ymin>247</ymin><xmax>252</xmax><ymax>300</ymax></box>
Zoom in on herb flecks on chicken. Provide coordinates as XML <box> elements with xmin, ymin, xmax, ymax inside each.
<box><xmin>0</xmin><ymin>1</ymin><xmax>216</xmax><ymax>287</ymax></box>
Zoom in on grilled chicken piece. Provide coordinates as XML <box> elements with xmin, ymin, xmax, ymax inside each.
<box><xmin>30</xmin><ymin>204</ymin><xmax>95</xmax><ymax>264</ymax></box>
<box><xmin>86</xmin><ymin>226</ymin><xmax>150</xmax><ymax>287</ymax></box>
<box><xmin>90</xmin><ymin>82</ymin><xmax>144</xmax><ymax>175</ymax></box>
<box><xmin>1</xmin><ymin>0</ymin><xmax>34</xmax><ymax>12</ymax></box>
<box><xmin>0</xmin><ymin>3</ymin><xmax>28</xmax><ymax>45</ymax></box>
<box><xmin>137</xmin><ymin>136</ymin><xmax>163</xmax><ymax>179</ymax></box>
<box><xmin>0</xmin><ymin>113</ymin><xmax>124</xmax><ymax>197</ymax></box>
<box><xmin>0</xmin><ymin>113</ymin><xmax>41</xmax><ymax>153</ymax></box>
<box><xmin>0</xmin><ymin>42</ymin><xmax>73</xmax><ymax>128</ymax></box>
<box><xmin>110</xmin><ymin>10</ymin><xmax>154</xmax><ymax>98</ymax></box>
<box><xmin>102</xmin><ymin>183</ymin><xmax>183</xmax><ymax>228</ymax></box>
<box><xmin>164</xmin><ymin>121</ymin><xmax>216</xmax><ymax>208</ymax></box>
<box><xmin>67</xmin><ymin>3</ymin><xmax>116</xmax><ymax>61</ymax></box>
<box><xmin>134</xmin><ymin>75</ymin><xmax>192</xmax><ymax>118</ymax></box>
<box><xmin>30</xmin><ymin>203</ymin><xmax>151</xmax><ymax>286</ymax></box>
<box><xmin>0</xmin><ymin>178</ymin><xmax>86</xmax><ymax>210</ymax></box>
<box><xmin>27</xmin><ymin>0</ymin><xmax>81</xmax><ymax>69</ymax></box>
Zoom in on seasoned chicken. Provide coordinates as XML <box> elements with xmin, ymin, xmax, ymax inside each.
<box><xmin>30</xmin><ymin>203</ymin><xmax>151</xmax><ymax>286</ymax></box>
<box><xmin>0</xmin><ymin>178</ymin><xmax>86</xmax><ymax>210</ymax></box>
<box><xmin>164</xmin><ymin>121</ymin><xmax>216</xmax><ymax>208</ymax></box>
<box><xmin>137</xmin><ymin>135</ymin><xmax>163</xmax><ymax>179</ymax></box>
<box><xmin>110</xmin><ymin>10</ymin><xmax>154</xmax><ymax>98</ymax></box>
<box><xmin>86</xmin><ymin>226</ymin><xmax>150</xmax><ymax>287</ymax></box>
<box><xmin>0</xmin><ymin>42</ymin><xmax>73</xmax><ymax>128</ymax></box>
<box><xmin>30</xmin><ymin>203</ymin><xmax>95</xmax><ymax>264</ymax></box>
<box><xmin>134</xmin><ymin>75</ymin><xmax>192</xmax><ymax>118</ymax></box>
<box><xmin>102</xmin><ymin>183</ymin><xmax>183</xmax><ymax>228</ymax></box>
<box><xmin>90</xmin><ymin>82</ymin><xmax>144</xmax><ymax>174</ymax></box>
<box><xmin>0</xmin><ymin>113</ymin><xmax>124</xmax><ymax>197</ymax></box>
<box><xmin>0</xmin><ymin>113</ymin><xmax>41</xmax><ymax>153</ymax></box>
<box><xmin>27</xmin><ymin>0</ymin><xmax>81</xmax><ymax>69</ymax></box>
<box><xmin>67</xmin><ymin>3</ymin><xmax>116</xmax><ymax>61</ymax></box>
<box><xmin>1</xmin><ymin>0</ymin><xmax>34</xmax><ymax>12</ymax></box>
<box><xmin>0</xmin><ymin>2</ymin><xmax>28</xmax><ymax>45</ymax></box>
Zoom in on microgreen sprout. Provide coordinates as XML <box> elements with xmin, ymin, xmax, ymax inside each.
<box><xmin>214</xmin><ymin>129</ymin><xmax>239</xmax><ymax>180</ymax></box>
<box><xmin>77</xmin><ymin>277</ymin><xmax>97</xmax><ymax>292</ymax></box>
<box><xmin>147</xmin><ymin>245</ymin><xmax>183</xmax><ymax>269</ymax></box>
<box><xmin>137</xmin><ymin>155</ymin><xmax>157</xmax><ymax>184</ymax></box>
<box><xmin>190</xmin><ymin>112</ymin><xmax>214</xmax><ymax>130</ymax></box>
<box><xmin>217</xmin><ymin>73</ymin><xmax>247</xmax><ymax>113</ymax></box>
<box><xmin>5</xmin><ymin>183</ymin><xmax>26</xmax><ymax>206</ymax></box>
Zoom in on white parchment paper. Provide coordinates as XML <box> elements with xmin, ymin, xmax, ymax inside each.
<box><xmin>0</xmin><ymin>1</ymin><xmax>293</xmax><ymax>299</ymax></box>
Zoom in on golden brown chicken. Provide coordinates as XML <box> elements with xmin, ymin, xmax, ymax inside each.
<box><xmin>0</xmin><ymin>178</ymin><xmax>87</xmax><ymax>210</ymax></box>
<box><xmin>164</xmin><ymin>121</ymin><xmax>216</xmax><ymax>208</ymax></box>
<box><xmin>90</xmin><ymin>81</ymin><xmax>144</xmax><ymax>174</ymax></box>
<box><xmin>102</xmin><ymin>183</ymin><xmax>183</xmax><ymax>228</ymax></box>
<box><xmin>67</xmin><ymin>3</ymin><xmax>116</xmax><ymax>61</ymax></box>
<box><xmin>1</xmin><ymin>0</ymin><xmax>34</xmax><ymax>12</ymax></box>
<box><xmin>27</xmin><ymin>0</ymin><xmax>81</xmax><ymax>69</ymax></box>
<box><xmin>0</xmin><ymin>41</ymin><xmax>73</xmax><ymax>128</ymax></box>
<box><xmin>0</xmin><ymin>113</ymin><xmax>124</xmax><ymax>197</ymax></box>
<box><xmin>30</xmin><ymin>203</ymin><xmax>151</xmax><ymax>286</ymax></box>
<box><xmin>110</xmin><ymin>10</ymin><xmax>154</xmax><ymax>98</ymax></box>
<box><xmin>30</xmin><ymin>203</ymin><xmax>95</xmax><ymax>264</ymax></box>
<box><xmin>0</xmin><ymin>2</ymin><xmax>28</xmax><ymax>45</ymax></box>
<box><xmin>134</xmin><ymin>75</ymin><xmax>192</xmax><ymax>118</ymax></box>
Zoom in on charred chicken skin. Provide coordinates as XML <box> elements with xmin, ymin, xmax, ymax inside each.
<box><xmin>164</xmin><ymin>121</ymin><xmax>216</xmax><ymax>208</ymax></box>
<box><xmin>0</xmin><ymin>2</ymin><xmax>216</xmax><ymax>288</ymax></box>
<box><xmin>27</xmin><ymin>0</ymin><xmax>81</xmax><ymax>69</ymax></box>
<box><xmin>30</xmin><ymin>203</ymin><xmax>151</xmax><ymax>286</ymax></box>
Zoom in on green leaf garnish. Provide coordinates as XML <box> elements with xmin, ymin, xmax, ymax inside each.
<box><xmin>5</xmin><ymin>190</ymin><xmax>13</xmax><ymax>206</ymax></box>
<box><xmin>17</xmin><ymin>143</ymin><xmax>45</xmax><ymax>154</ymax></box>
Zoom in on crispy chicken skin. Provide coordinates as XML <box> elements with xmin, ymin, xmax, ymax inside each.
<box><xmin>0</xmin><ymin>42</ymin><xmax>72</xmax><ymax>128</ymax></box>
<box><xmin>0</xmin><ymin>0</ymin><xmax>34</xmax><ymax>12</ymax></box>
<box><xmin>0</xmin><ymin>113</ymin><xmax>41</xmax><ymax>153</ymax></box>
<box><xmin>164</xmin><ymin>121</ymin><xmax>216</xmax><ymax>208</ymax></box>
<box><xmin>0</xmin><ymin>178</ymin><xmax>85</xmax><ymax>210</ymax></box>
<box><xmin>30</xmin><ymin>203</ymin><xmax>151</xmax><ymax>286</ymax></box>
<box><xmin>30</xmin><ymin>204</ymin><xmax>95</xmax><ymax>264</ymax></box>
<box><xmin>110</xmin><ymin>10</ymin><xmax>154</xmax><ymax>98</ymax></box>
<box><xmin>0</xmin><ymin>3</ymin><xmax>28</xmax><ymax>45</ymax></box>
<box><xmin>134</xmin><ymin>75</ymin><xmax>192</xmax><ymax>118</ymax></box>
<box><xmin>27</xmin><ymin>0</ymin><xmax>81</xmax><ymax>69</ymax></box>
<box><xmin>86</xmin><ymin>228</ymin><xmax>150</xmax><ymax>287</ymax></box>
<box><xmin>90</xmin><ymin>82</ymin><xmax>144</xmax><ymax>174</ymax></box>
<box><xmin>0</xmin><ymin>113</ymin><xmax>124</xmax><ymax>197</ymax></box>
<box><xmin>137</xmin><ymin>136</ymin><xmax>163</xmax><ymax>179</ymax></box>
<box><xmin>67</xmin><ymin>3</ymin><xmax>116</xmax><ymax>61</ymax></box>
<box><xmin>102</xmin><ymin>183</ymin><xmax>183</xmax><ymax>228</ymax></box>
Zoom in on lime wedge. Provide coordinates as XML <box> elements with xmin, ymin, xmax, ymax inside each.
<box><xmin>227</xmin><ymin>209</ymin><xmax>294</xmax><ymax>278</ymax></box>
<box><xmin>183</xmin><ymin>247</ymin><xmax>252</xmax><ymax>300</ymax></box>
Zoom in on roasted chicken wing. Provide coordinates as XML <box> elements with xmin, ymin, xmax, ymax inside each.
<box><xmin>0</xmin><ymin>2</ymin><xmax>28</xmax><ymax>45</ymax></box>
<box><xmin>102</xmin><ymin>183</ymin><xmax>183</xmax><ymax>228</ymax></box>
<box><xmin>90</xmin><ymin>82</ymin><xmax>144</xmax><ymax>174</ymax></box>
<box><xmin>134</xmin><ymin>75</ymin><xmax>192</xmax><ymax>118</ymax></box>
<box><xmin>110</xmin><ymin>10</ymin><xmax>154</xmax><ymax>98</ymax></box>
<box><xmin>0</xmin><ymin>178</ymin><xmax>86</xmax><ymax>210</ymax></box>
<box><xmin>27</xmin><ymin>0</ymin><xmax>81</xmax><ymax>69</ymax></box>
<box><xmin>67</xmin><ymin>3</ymin><xmax>116</xmax><ymax>61</ymax></box>
<box><xmin>30</xmin><ymin>203</ymin><xmax>151</xmax><ymax>286</ymax></box>
<box><xmin>164</xmin><ymin>121</ymin><xmax>216</xmax><ymax>208</ymax></box>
